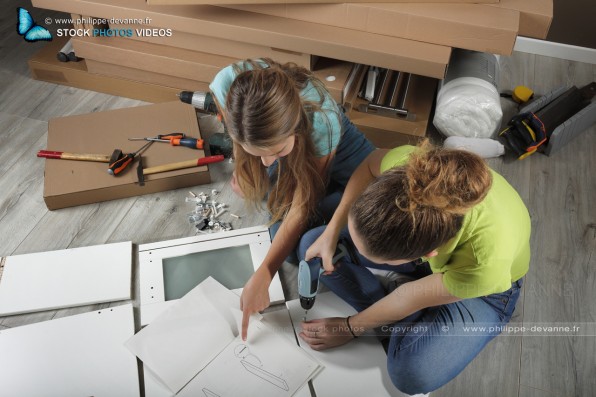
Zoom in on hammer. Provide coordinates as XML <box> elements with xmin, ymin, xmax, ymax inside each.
<box><xmin>136</xmin><ymin>155</ymin><xmax>225</xmax><ymax>186</ymax></box>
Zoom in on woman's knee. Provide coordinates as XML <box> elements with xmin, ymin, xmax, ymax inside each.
<box><xmin>387</xmin><ymin>354</ymin><xmax>438</xmax><ymax>395</ymax></box>
<box><xmin>297</xmin><ymin>225</ymin><xmax>327</xmax><ymax>260</ymax></box>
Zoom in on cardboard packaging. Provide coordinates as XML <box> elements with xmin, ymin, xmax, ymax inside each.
<box><xmin>346</xmin><ymin>75</ymin><xmax>438</xmax><ymax>148</ymax></box>
<box><xmin>29</xmin><ymin>38</ymin><xmax>183</xmax><ymax>103</ymax></box>
<box><xmin>220</xmin><ymin>3</ymin><xmax>519</xmax><ymax>55</ymax></box>
<box><xmin>43</xmin><ymin>101</ymin><xmax>211</xmax><ymax>210</ymax></box>
<box><xmin>31</xmin><ymin>0</ymin><xmax>451</xmax><ymax>79</ymax></box>
<box><xmin>72</xmin><ymin>36</ymin><xmax>235</xmax><ymax>83</ymax></box>
<box><xmin>490</xmin><ymin>0</ymin><xmax>553</xmax><ymax>39</ymax></box>
<box><xmin>109</xmin><ymin>24</ymin><xmax>314</xmax><ymax>70</ymax></box>
<box><xmin>312</xmin><ymin>58</ymin><xmax>354</xmax><ymax>105</ymax></box>
<box><xmin>86</xmin><ymin>60</ymin><xmax>210</xmax><ymax>92</ymax></box>
<box><xmin>146</xmin><ymin>0</ymin><xmax>498</xmax><ymax>4</ymax></box>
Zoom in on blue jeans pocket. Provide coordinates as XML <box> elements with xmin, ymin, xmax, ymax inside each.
<box><xmin>480</xmin><ymin>279</ymin><xmax>523</xmax><ymax>321</ymax></box>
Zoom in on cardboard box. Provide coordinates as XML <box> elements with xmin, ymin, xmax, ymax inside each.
<box><xmin>43</xmin><ymin>101</ymin><xmax>211</xmax><ymax>210</ymax></box>
<box><xmin>490</xmin><ymin>0</ymin><xmax>552</xmax><ymax>39</ymax></box>
<box><xmin>86</xmin><ymin>60</ymin><xmax>210</xmax><ymax>92</ymax></box>
<box><xmin>109</xmin><ymin>24</ymin><xmax>314</xmax><ymax>70</ymax></box>
<box><xmin>147</xmin><ymin>0</ymin><xmax>498</xmax><ymax>4</ymax></box>
<box><xmin>29</xmin><ymin>38</ymin><xmax>183</xmax><ymax>103</ymax></box>
<box><xmin>347</xmin><ymin>75</ymin><xmax>438</xmax><ymax>148</ymax></box>
<box><xmin>220</xmin><ymin>3</ymin><xmax>519</xmax><ymax>55</ymax></box>
<box><xmin>312</xmin><ymin>58</ymin><xmax>354</xmax><ymax>105</ymax></box>
<box><xmin>72</xmin><ymin>36</ymin><xmax>234</xmax><ymax>83</ymax></box>
<box><xmin>31</xmin><ymin>0</ymin><xmax>451</xmax><ymax>79</ymax></box>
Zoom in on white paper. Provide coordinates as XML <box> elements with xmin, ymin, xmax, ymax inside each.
<box><xmin>179</xmin><ymin>311</ymin><xmax>321</xmax><ymax>397</ymax></box>
<box><xmin>0</xmin><ymin>304</ymin><xmax>139</xmax><ymax>397</ymax></box>
<box><xmin>130</xmin><ymin>278</ymin><xmax>320</xmax><ymax>396</ymax></box>
<box><xmin>143</xmin><ymin>309</ymin><xmax>316</xmax><ymax>397</ymax></box>
<box><xmin>287</xmin><ymin>292</ymin><xmax>402</xmax><ymax>397</ymax></box>
<box><xmin>0</xmin><ymin>241</ymin><xmax>132</xmax><ymax>316</ymax></box>
<box><xmin>126</xmin><ymin>277</ymin><xmax>241</xmax><ymax>393</ymax></box>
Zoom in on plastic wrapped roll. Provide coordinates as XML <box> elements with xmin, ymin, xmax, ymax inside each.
<box><xmin>433</xmin><ymin>77</ymin><xmax>503</xmax><ymax>138</ymax></box>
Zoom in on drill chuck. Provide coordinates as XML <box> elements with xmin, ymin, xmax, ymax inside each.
<box><xmin>178</xmin><ymin>91</ymin><xmax>218</xmax><ymax>114</ymax></box>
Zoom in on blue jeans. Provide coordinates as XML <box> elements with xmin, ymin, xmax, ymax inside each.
<box><xmin>269</xmin><ymin>112</ymin><xmax>375</xmax><ymax>243</ymax></box>
<box><xmin>298</xmin><ymin>226</ymin><xmax>524</xmax><ymax>395</ymax></box>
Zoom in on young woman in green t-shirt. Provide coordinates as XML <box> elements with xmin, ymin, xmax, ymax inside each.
<box><xmin>298</xmin><ymin>143</ymin><xmax>530</xmax><ymax>396</ymax></box>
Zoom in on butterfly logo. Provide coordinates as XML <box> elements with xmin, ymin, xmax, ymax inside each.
<box><xmin>16</xmin><ymin>8</ymin><xmax>53</xmax><ymax>42</ymax></box>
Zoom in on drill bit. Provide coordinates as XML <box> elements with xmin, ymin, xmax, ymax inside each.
<box><xmin>302</xmin><ymin>310</ymin><xmax>308</xmax><ymax>322</ymax></box>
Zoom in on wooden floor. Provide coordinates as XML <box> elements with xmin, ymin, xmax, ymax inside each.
<box><xmin>1</xmin><ymin>4</ymin><xmax>595</xmax><ymax>397</ymax></box>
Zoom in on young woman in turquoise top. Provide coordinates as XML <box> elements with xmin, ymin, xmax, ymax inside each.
<box><xmin>209</xmin><ymin>58</ymin><xmax>375</xmax><ymax>340</ymax></box>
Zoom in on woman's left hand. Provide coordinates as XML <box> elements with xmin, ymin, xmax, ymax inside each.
<box><xmin>299</xmin><ymin>317</ymin><xmax>355</xmax><ymax>351</ymax></box>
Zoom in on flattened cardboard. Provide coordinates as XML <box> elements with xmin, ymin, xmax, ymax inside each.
<box><xmin>43</xmin><ymin>101</ymin><xmax>210</xmax><ymax>210</ymax></box>
<box><xmin>221</xmin><ymin>3</ymin><xmax>519</xmax><ymax>55</ymax></box>
<box><xmin>86</xmin><ymin>60</ymin><xmax>210</xmax><ymax>92</ymax></box>
<box><xmin>109</xmin><ymin>24</ymin><xmax>313</xmax><ymax>70</ymax></box>
<box><xmin>148</xmin><ymin>0</ymin><xmax>497</xmax><ymax>4</ymax></box>
<box><xmin>490</xmin><ymin>0</ymin><xmax>553</xmax><ymax>39</ymax></box>
<box><xmin>347</xmin><ymin>75</ymin><xmax>438</xmax><ymax>148</ymax></box>
<box><xmin>72</xmin><ymin>36</ymin><xmax>235</xmax><ymax>83</ymax></box>
<box><xmin>31</xmin><ymin>0</ymin><xmax>450</xmax><ymax>79</ymax></box>
<box><xmin>29</xmin><ymin>38</ymin><xmax>182</xmax><ymax>103</ymax></box>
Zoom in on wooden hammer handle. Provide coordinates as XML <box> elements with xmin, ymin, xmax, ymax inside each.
<box><xmin>37</xmin><ymin>150</ymin><xmax>111</xmax><ymax>162</ymax></box>
<box><xmin>60</xmin><ymin>152</ymin><xmax>111</xmax><ymax>162</ymax></box>
<box><xmin>143</xmin><ymin>155</ymin><xmax>225</xmax><ymax>176</ymax></box>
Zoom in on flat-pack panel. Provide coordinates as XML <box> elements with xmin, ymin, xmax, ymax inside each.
<box><xmin>31</xmin><ymin>0</ymin><xmax>450</xmax><ymax>79</ymax></box>
<box><xmin>29</xmin><ymin>38</ymin><xmax>182</xmax><ymax>103</ymax></box>
<box><xmin>221</xmin><ymin>2</ymin><xmax>519</xmax><ymax>55</ymax></box>
<box><xmin>138</xmin><ymin>225</ymin><xmax>284</xmax><ymax>325</ymax></box>
<box><xmin>148</xmin><ymin>0</ymin><xmax>498</xmax><ymax>4</ymax></box>
<box><xmin>0</xmin><ymin>242</ymin><xmax>132</xmax><ymax>316</ymax></box>
<box><xmin>0</xmin><ymin>304</ymin><xmax>139</xmax><ymax>396</ymax></box>
<box><xmin>72</xmin><ymin>36</ymin><xmax>235</xmax><ymax>83</ymax></box>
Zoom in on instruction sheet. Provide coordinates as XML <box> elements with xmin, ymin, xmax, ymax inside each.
<box><xmin>126</xmin><ymin>277</ymin><xmax>321</xmax><ymax>396</ymax></box>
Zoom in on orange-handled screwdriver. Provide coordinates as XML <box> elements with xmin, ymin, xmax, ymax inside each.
<box><xmin>169</xmin><ymin>137</ymin><xmax>204</xmax><ymax>150</ymax></box>
<box><xmin>108</xmin><ymin>141</ymin><xmax>153</xmax><ymax>176</ymax></box>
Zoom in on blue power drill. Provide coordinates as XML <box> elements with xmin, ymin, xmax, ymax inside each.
<box><xmin>298</xmin><ymin>243</ymin><xmax>349</xmax><ymax>320</ymax></box>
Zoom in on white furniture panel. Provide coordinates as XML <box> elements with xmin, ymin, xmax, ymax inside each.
<box><xmin>0</xmin><ymin>304</ymin><xmax>139</xmax><ymax>397</ymax></box>
<box><xmin>0</xmin><ymin>241</ymin><xmax>132</xmax><ymax>316</ymax></box>
<box><xmin>138</xmin><ymin>226</ymin><xmax>284</xmax><ymax>325</ymax></box>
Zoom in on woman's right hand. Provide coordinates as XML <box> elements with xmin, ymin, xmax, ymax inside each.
<box><xmin>240</xmin><ymin>268</ymin><xmax>272</xmax><ymax>341</ymax></box>
<box><xmin>305</xmin><ymin>226</ymin><xmax>341</xmax><ymax>273</ymax></box>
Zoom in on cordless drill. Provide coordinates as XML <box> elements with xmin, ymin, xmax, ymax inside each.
<box><xmin>177</xmin><ymin>90</ymin><xmax>233</xmax><ymax>158</ymax></box>
<box><xmin>298</xmin><ymin>243</ymin><xmax>349</xmax><ymax>320</ymax></box>
<box><xmin>177</xmin><ymin>91</ymin><xmax>219</xmax><ymax>114</ymax></box>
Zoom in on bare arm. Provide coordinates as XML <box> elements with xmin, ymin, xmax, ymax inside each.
<box><xmin>306</xmin><ymin>149</ymin><xmax>389</xmax><ymax>270</ymax></box>
<box><xmin>350</xmin><ymin>273</ymin><xmax>461</xmax><ymax>333</ymax></box>
<box><xmin>300</xmin><ymin>274</ymin><xmax>461</xmax><ymax>349</ymax></box>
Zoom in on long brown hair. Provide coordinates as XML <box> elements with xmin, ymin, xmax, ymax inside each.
<box><xmin>223</xmin><ymin>59</ymin><xmax>335</xmax><ymax>224</ymax></box>
<box><xmin>350</xmin><ymin>142</ymin><xmax>493</xmax><ymax>260</ymax></box>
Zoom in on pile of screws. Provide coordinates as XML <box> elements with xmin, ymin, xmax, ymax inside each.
<box><xmin>186</xmin><ymin>190</ymin><xmax>238</xmax><ymax>234</ymax></box>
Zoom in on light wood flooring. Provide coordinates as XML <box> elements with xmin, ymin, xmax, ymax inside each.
<box><xmin>0</xmin><ymin>4</ymin><xmax>595</xmax><ymax>397</ymax></box>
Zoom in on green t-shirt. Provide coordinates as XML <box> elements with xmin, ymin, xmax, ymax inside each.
<box><xmin>380</xmin><ymin>146</ymin><xmax>531</xmax><ymax>299</ymax></box>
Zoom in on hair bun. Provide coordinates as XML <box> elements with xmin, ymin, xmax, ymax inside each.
<box><xmin>405</xmin><ymin>142</ymin><xmax>492</xmax><ymax>215</ymax></box>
